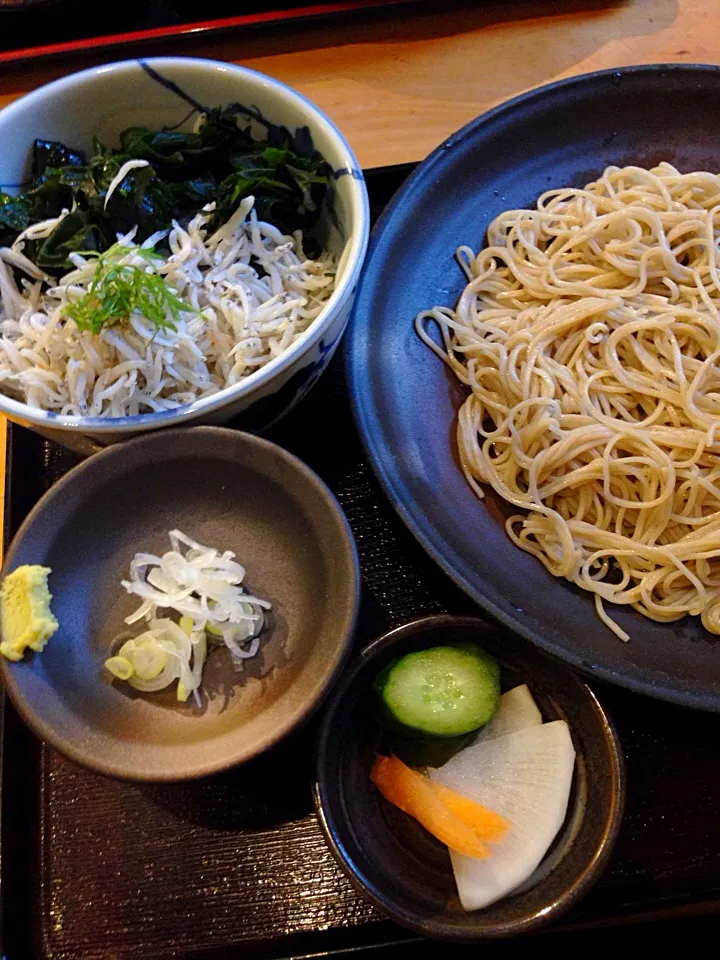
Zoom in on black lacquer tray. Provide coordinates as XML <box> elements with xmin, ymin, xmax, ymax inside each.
<box><xmin>2</xmin><ymin>165</ymin><xmax>720</xmax><ymax>960</ymax></box>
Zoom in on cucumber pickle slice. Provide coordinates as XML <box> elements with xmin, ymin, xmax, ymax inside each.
<box><xmin>375</xmin><ymin>643</ymin><xmax>500</xmax><ymax>737</ymax></box>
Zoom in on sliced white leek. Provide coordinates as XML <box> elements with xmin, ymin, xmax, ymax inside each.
<box><xmin>105</xmin><ymin>618</ymin><xmax>202</xmax><ymax>704</ymax></box>
<box><xmin>122</xmin><ymin>637</ymin><xmax>168</xmax><ymax>681</ymax></box>
<box><xmin>121</xmin><ymin>529</ymin><xmax>270</xmax><ymax>667</ymax></box>
<box><xmin>107</xmin><ymin>531</ymin><xmax>270</xmax><ymax>705</ymax></box>
<box><xmin>105</xmin><ymin>656</ymin><xmax>134</xmax><ymax>681</ymax></box>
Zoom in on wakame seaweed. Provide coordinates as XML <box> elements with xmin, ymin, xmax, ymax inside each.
<box><xmin>0</xmin><ymin>107</ymin><xmax>331</xmax><ymax>272</ymax></box>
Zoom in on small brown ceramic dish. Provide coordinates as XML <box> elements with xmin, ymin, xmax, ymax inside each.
<box><xmin>314</xmin><ymin>615</ymin><xmax>625</xmax><ymax>940</ymax></box>
<box><xmin>0</xmin><ymin>426</ymin><xmax>359</xmax><ymax>781</ymax></box>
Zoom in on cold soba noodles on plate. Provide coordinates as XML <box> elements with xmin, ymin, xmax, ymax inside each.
<box><xmin>416</xmin><ymin>163</ymin><xmax>720</xmax><ymax>641</ymax></box>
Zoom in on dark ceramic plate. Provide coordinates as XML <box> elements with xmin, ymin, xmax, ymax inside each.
<box><xmin>314</xmin><ymin>615</ymin><xmax>625</xmax><ymax>940</ymax></box>
<box><xmin>347</xmin><ymin>63</ymin><xmax>720</xmax><ymax>712</ymax></box>
<box><xmin>0</xmin><ymin>426</ymin><xmax>359</xmax><ymax>780</ymax></box>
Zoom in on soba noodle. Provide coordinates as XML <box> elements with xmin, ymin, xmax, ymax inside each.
<box><xmin>416</xmin><ymin>163</ymin><xmax>720</xmax><ymax>641</ymax></box>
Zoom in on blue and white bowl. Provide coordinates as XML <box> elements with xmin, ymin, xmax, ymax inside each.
<box><xmin>0</xmin><ymin>57</ymin><xmax>369</xmax><ymax>443</ymax></box>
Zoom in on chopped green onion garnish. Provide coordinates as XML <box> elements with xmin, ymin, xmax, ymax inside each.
<box><xmin>64</xmin><ymin>243</ymin><xmax>186</xmax><ymax>335</ymax></box>
<box><xmin>105</xmin><ymin>655</ymin><xmax>134</xmax><ymax>681</ymax></box>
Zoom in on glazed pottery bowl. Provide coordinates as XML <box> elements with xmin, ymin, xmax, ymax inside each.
<box><xmin>0</xmin><ymin>426</ymin><xmax>360</xmax><ymax>780</ymax></box>
<box><xmin>314</xmin><ymin>615</ymin><xmax>625</xmax><ymax>940</ymax></box>
<box><xmin>0</xmin><ymin>57</ymin><xmax>369</xmax><ymax>442</ymax></box>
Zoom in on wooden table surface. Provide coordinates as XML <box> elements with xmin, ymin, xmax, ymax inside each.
<box><xmin>0</xmin><ymin>0</ymin><xmax>714</xmax><ymax>555</ymax></box>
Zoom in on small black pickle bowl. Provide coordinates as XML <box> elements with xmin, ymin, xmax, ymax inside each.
<box><xmin>313</xmin><ymin>614</ymin><xmax>625</xmax><ymax>941</ymax></box>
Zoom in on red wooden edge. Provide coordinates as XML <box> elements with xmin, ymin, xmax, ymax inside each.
<box><xmin>0</xmin><ymin>0</ymin><xmax>412</xmax><ymax>66</ymax></box>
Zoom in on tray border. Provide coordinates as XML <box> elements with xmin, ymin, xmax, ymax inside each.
<box><xmin>4</xmin><ymin>161</ymin><xmax>720</xmax><ymax>956</ymax></box>
<box><xmin>0</xmin><ymin>0</ymin><xmax>421</xmax><ymax>66</ymax></box>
